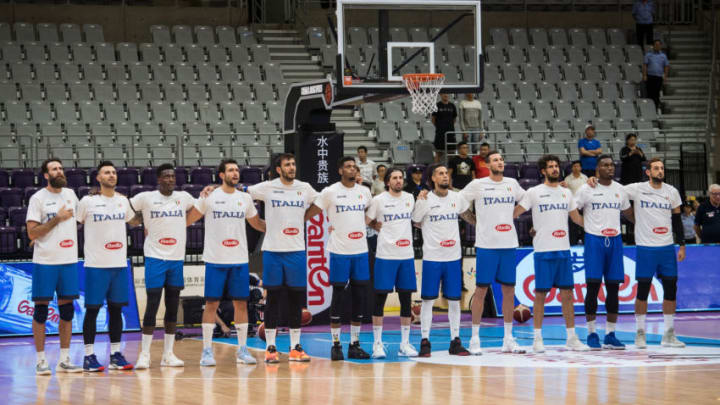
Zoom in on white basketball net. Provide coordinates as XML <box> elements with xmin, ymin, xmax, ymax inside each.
<box><xmin>403</xmin><ymin>73</ymin><xmax>446</xmax><ymax>115</ymax></box>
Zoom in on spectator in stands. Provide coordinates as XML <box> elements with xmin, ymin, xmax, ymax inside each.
<box><xmin>681</xmin><ymin>203</ymin><xmax>697</xmax><ymax>245</ymax></box>
<box><xmin>459</xmin><ymin>93</ymin><xmax>483</xmax><ymax>153</ymax></box>
<box><xmin>448</xmin><ymin>142</ymin><xmax>475</xmax><ymax>190</ymax></box>
<box><xmin>472</xmin><ymin>142</ymin><xmax>491</xmax><ymax>179</ymax></box>
<box><xmin>578</xmin><ymin>124</ymin><xmax>602</xmax><ymax>177</ymax></box>
<box><xmin>633</xmin><ymin>0</ymin><xmax>656</xmax><ymax>50</ymax></box>
<box><xmin>620</xmin><ymin>133</ymin><xmax>647</xmax><ymax>185</ymax></box>
<box><xmin>432</xmin><ymin>93</ymin><xmax>458</xmax><ymax>162</ymax></box>
<box><xmin>356</xmin><ymin>145</ymin><xmax>376</xmax><ymax>184</ymax></box>
<box><xmin>371</xmin><ymin>164</ymin><xmax>387</xmax><ymax>196</ymax></box>
<box><xmin>643</xmin><ymin>39</ymin><xmax>670</xmax><ymax>110</ymax></box>
<box><xmin>694</xmin><ymin>184</ymin><xmax>720</xmax><ymax>244</ymax></box>
<box><xmin>404</xmin><ymin>166</ymin><xmax>425</xmax><ymax>199</ymax></box>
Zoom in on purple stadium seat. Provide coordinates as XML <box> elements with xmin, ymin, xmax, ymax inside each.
<box><xmin>77</xmin><ymin>224</ymin><xmax>84</xmax><ymax>257</ymax></box>
<box><xmin>503</xmin><ymin>163</ymin><xmax>519</xmax><ymax>179</ymax></box>
<box><xmin>0</xmin><ymin>226</ymin><xmax>18</xmax><ymax>254</ymax></box>
<box><xmin>0</xmin><ymin>187</ymin><xmax>24</xmax><ymax>208</ymax></box>
<box><xmin>130</xmin><ymin>185</ymin><xmax>153</xmax><ymax>197</ymax></box>
<box><xmin>11</xmin><ymin>169</ymin><xmax>35</xmax><ymax>188</ymax></box>
<box><xmin>65</xmin><ymin>168</ymin><xmax>87</xmax><ymax>188</ymax></box>
<box><xmin>240</xmin><ymin>166</ymin><xmax>262</xmax><ymax>185</ymax></box>
<box><xmin>77</xmin><ymin>186</ymin><xmax>91</xmax><ymax>199</ymax></box>
<box><xmin>24</xmin><ymin>187</ymin><xmax>40</xmax><ymax>205</ymax></box>
<box><xmin>141</xmin><ymin>167</ymin><xmax>158</xmax><ymax>186</ymax></box>
<box><xmin>520</xmin><ymin>163</ymin><xmax>540</xmax><ymax>179</ymax></box>
<box><xmin>8</xmin><ymin>207</ymin><xmax>27</xmax><ymax>227</ymax></box>
<box><xmin>519</xmin><ymin>178</ymin><xmax>539</xmax><ymax>190</ymax></box>
<box><xmin>175</xmin><ymin>167</ymin><xmax>188</xmax><ymax>186</ymax></box>
<box><xmin>462</xmin><ymin>223</ymin><xmax>476</xmax><ymax>247</ymax></box>
<box><xmin>127</xmin><ymin>225</ymin><xmax>145</xmax><ymax>255</ymax></box>
<box><xmin>0</xmin><ymin>207</ymin><xmax>6</xmax><ymax>225</ymax></box>
<box><xmin>0</xmin><ymin>170</ymin><xmax>9</xmax><ymax>187</ymax></box>
<box><xmin>115</xmin><ymin>186</ymin><xmax>130</xmax><ymax>197</ymax></box>
<box><xmin>118</xmin><ymin>167</ymin><xmax>139</xmax><ymax>187</ymax></box>
<box><xmin>190</xmin><ymin>167</ymin><xmax>213</xmax><ymax>185</ymax></box>
<box><xmin>181</xmin><ymin>183</ymin><xmax>204</xmax><ymax>198</ymax></box>
<box><xmin>186</xmin><ymin>222</ymin><xmax>204</xmax><ymax>250</ymax></box>
<box><xmin>514</xmin><ymin>211</ymin><xmax>533</xmax><ymax>246</ymax></box>
<box><xmin>88</xmin><ymin>168</ymin><xmax>99</xmax><ymax>186</ymax></box>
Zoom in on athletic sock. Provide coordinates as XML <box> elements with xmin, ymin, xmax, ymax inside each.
<box><xmin>110</xmin><ymin>342</ymin><xmax>121</xmax><ymax>354</ymax></box>
<box><xmin>636</xmin><ymin>314</ymin><xmax>647</xmax><ymax>331</ymax></box>
<box><xmin>60</xmin><ymin>348</ymin><xmax>70</xmax><ymax>361</ymax></box>
<box><xmin>163</xmin><ymin>334</ymin><xmax>175</xmax><ymax>355</ymax></box>
<box><xmin>201</xmin><ymin>323</ymin><xmax>214</xmax><ymax>350</ymax></box>
<box><xmin>350</xmin><ymin>324</ymin><xmax>361</xmax><ymax>344</ymax></box>
<box><xmin>663</xmin><ymin>314</ymin><xmax>674</xmax><ymax>331</ymax></box>
<box><xmin>566</xmin><ymin>328</ymin><xmax>576</xmax><ymax>338</ymax></box>
<box><xmin>606</xmin><ymin>322</ymin><xmax>616</xmax><ymax>333</ymax></box>
<box><xmin>84</xmin><ymin>344</ymin><xmax>94</xmax><ymax>356</ymax></box>
<box><xmin>471</xmin><ymin>324</ymin><xmax>480</xmax><ymax>340</ymax></box>
<box><xmin>401</xmin><ymin>325</ymin><xmax>410</xmax><ymax>345</ymax></box>
<box><xmin>504</xmin><ymin>323</ymin><xmax>512</xmax><ymax>338</ymax></box>
<box><xmin>290</xmin><ymin>328</ymin><xmax>301</xmax><ymax>348</ymax></box>
<box><xmin>373</xmin><ymin>325</ymin><xmax>382</xmax><ymax>344</ymax></box>
<box><xmin>141</xmin><ymin>333</ymin><xmax>153</xmax><ymax>353</ymax></box>
<box><xmin>533</xmin><ymin>329</ymin><xmax>542</xmax><ymax>339</ymax></box>
<box><xmin>266</xmin><ymin>329</ymin><xmax>277</xmax><ymax>348</ymax></box>
<box><xmin>587</xmin><ymin>320</ymin><xmax>597</xmax><ymax>334</ymax></box>
<box><xmin>331</xmin><ymin>327</ymin><xmax>341</xmax><ymax>343</ymax></box>
<box><xmin>448</xmin><ymin>300</ymin><xmax>460</xmax><ymax>339</ymax></box>
<box><xmin>420</xmin><ymin>300</ymin><xmax>433</xmax><ymax>339</ymax></box>
<box><xmin>235</xmin><ymin>323</ymin><xmax>248</xmax><ymax>347</ymax></box>
<box><xmin>36</xmin><ymin>351</ymin><xmax>46</xmax><ymax>363</ymax></box>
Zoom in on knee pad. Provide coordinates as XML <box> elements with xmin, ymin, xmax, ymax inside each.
<box><xmin>584</xmin><ymin>282</ymin><xmax>601</xmax><ymax>316</ymax></box>
<box><xmin>373</xmin><ymin>293</ymin><xmax>388</xmax><ymax>317</ymax></box>
<box><xmin>636</xmin><ymin>281</ymin><xmax>652</xmax><ymax>301</ymax></box>
<box><xmin>33</xmin><ymin>304</ymin><xmax>48</xmax><ymax>323</ymax></box>
<box><xmin>399</xmin><ymin>292</ymin><xmax>412</xmax><ymax>318</ymax></box>
<box><xmin>605</xmin><ymin>283</ymin><xmax>619</xmax><ymax>314</ymax></box>
<box><xmin>662</xmin><ymin>278</ymin><xmax>677</xmax><ymax>301</ymax></box>
<box><xmin>58</xmin><ymin>303</ymin><xmax>74</xmax><ymax>321</ymax></box>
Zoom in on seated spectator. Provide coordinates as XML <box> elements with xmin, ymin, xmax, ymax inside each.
<box><xmin>472</xmin><ymin>142</ymin><xmax>491</xmax><ymax>179</ymax></box>
<box><xmin>695</xmin><ymin>184</ymin><xmax>720</xmax><ymax>244</ymax></box>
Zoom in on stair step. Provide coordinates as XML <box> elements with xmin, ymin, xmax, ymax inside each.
<box><xmin>257</xmin><ymin>29</ymin><xmax>299</xmax><ymax>34</ymax></box>
<box><xmin>280</xmin><ymin>64</ymin><xmax>322</xmax><ymax>71</ymax></box>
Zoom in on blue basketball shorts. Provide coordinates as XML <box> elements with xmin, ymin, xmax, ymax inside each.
<box><xmin>204</xmin><ymin>263</ymin><xmax>250</xmax><ymax>300</ymax></box>
<box><xmin>84</xmin><ymin>266</ymin><xmax>129</xmax><ymax>307</ymax></box>
<box><xmin>329</xmin><ymin>252</ymin><xmax>370</xmax><ymax>286</ymax></box>
<box><xmin>421</xmin><ymin>259</ymin><xmax>462</xmax><ymax>300</ymax></box>
<box><xmin>584</xmin><ymin>234</ymin><xmax>624</xmax><ymax>283</ymax></box>
<box><xmin>262</xmin><ymin>251</ymin><xmax>307</xmax><ymax>290</ymax></box>
<box><xmin>374</xmin><ymin>258</ymin><xmax>417</xmax><ymax>293</ymax></box>
<box><xmin>31</xmin><ymin>263</ymin><xmax>79</xmax><ymax>302</ymax></box>
<box><xmin>533</xmin><ymin>250</ymin><xmax>573</xmax><ymax>292</ymax></box>
<box><xmin>144</xmin><ymin>257</ymin><xmax>184</xmax><ymax>291</ymax></box>
<box><xmin>636</xmin><ymin>245</ymin><xmax>678</xmax><ymax>281</ymax></box>
<box><xmin>475</xmin><ymin>248</ymin><xmax>517</xmax><ymax>287</ymax></box>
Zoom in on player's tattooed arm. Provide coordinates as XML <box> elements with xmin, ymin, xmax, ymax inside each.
<box><xmin>459</xmin><ymin>209</ymin><xmax>476</xmax><ymax>225</ymax></box>
<box><xmin>569</xmin><ymin>209</ymin><xmax>584</xmax><ymax>227</ymax></box>
<box><xmin>304</xmin><ymin>204</ymin><xmax>322</xmax><ymax>222</ymax></box>
<box><xmin>621</xmin><ymin>207</ymin><xmax>635</xmax><ymax>223</ymax></box>
<box><xmin>247</xmin><ymin>215</ymin><xmax>266</xmax><ymax>233</ymax></box>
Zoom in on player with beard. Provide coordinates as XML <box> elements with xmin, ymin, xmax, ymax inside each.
<box><xmin>413</xmin><ymin>164</ymin><xmax>474</xmax><ymax>357</ymax></box>
<box><xmin>513</xmin><ymin>155</ymin><xmax>590</xmax><ymax>353</ymax></box>
<box><xmin>77</xmin><ymin>161</ymin><xmax>140</xmax><ymax>371</ymax></box>
<box><xmin>186</xmin><ymin>159</ymin><xmax>266</xmax><ymax>366</ymax></box>
<box><xmin>248</xmin><ymin>154</ymin><xmax>319</xmax><ymax>363</ymax></box>
<box><xmin>459</xmin><ymin>151</ymin><xmax>527</xmax><ymax>355</ymax></box>
<box><xmin>574</xmin><ymin>155</ymin><xmax>634</xmax><ymax>350</ymax></box>
<box><xmin>366</xmin><ymin>168</ymin><xmax>418</xmax><ymax>358</ymax></box>
<box><xmin>26</xmin><ymin>159</ymin><xmax>81</xmax><ymax>374</ymax></box>
<box><xmin>130</xmin><ymin>163</ymin><xmax>200</xmax><ymax>369</ymax></box>
<box><xmin>306</xmin><ymin>156</ymin><xmax>373</xmax><ymax>361</ymax></box>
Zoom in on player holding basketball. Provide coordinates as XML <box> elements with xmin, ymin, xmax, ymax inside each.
<box><xmin>459</xmin><ymin>151</ymin><xmax>527</xmax><ymax>355</ymax></box>
<box><xmin>513</xmin><ymin>155</ymin><xmax>590</xmax><ymax>353</ymax></box>
<box><xmin>186</xmin><ymin>159</ymin><xmax>266</xmax><ymax>366</ymax></box>
<box><xmin>26</xmin><ymin>159</ymin><xmax>82</xmax><ymax>374</ymax></box>
<box><xmin>305</xmin><ymin>156</ymin><xmax>373</xmax><ymax>361</ymax></box>
<box><xmin>366</xmin><ymin>168</ymin><xmax>418</xmax><ymax>358</ymax></box>
<box><xmin>413</xmin><ymin>164</ymin><xmax>473</xmax><ymax>357</ymax></box>
<box><xmin>131</xmin><ymin>163</ymin><xmax>199</xmax><ymax>369</ymax></box>
<box><xmin>77</xmin><ymin>161</ymin><xmax>139</xmax><ymax>371</ymax></box>
<box><xmin>574</xmin><ymin>155</ymin><xmax>633</xmax><ymax>350</ymax></box>
<box><xmin>248</xmin><ymin>153</ymin><xmax>319</xmax><ymax>363</ymax></box>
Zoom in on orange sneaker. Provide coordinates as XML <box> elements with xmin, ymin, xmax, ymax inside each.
<box><xmin>265</xmin><ymin>345</ymin><xmax>280</xmax><ymax>364</ymax></box>
<box><xmin>289</xmin><ymin>344</ymin><xmax>311</xmax><ymax>362</ymax></box>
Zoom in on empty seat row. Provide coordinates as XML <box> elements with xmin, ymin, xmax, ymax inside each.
<box><xmin>485</xmin><ymin>44</ymin><xmax>644</xmax><ymax>65</ymax></box>
<box><xmin>0</xmin><ymin>22</ymin><xmax>104</xmax><ymax>43</ymax></box>
<box><xmin>150</xmin><ymin>25</ymin><xmax>256</xmax><ymax>46</ymax></box>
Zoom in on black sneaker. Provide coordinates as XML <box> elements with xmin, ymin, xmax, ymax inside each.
<box><xmin>449</xmin><ymin>337</ymin><xmax>470</xmax><ymax>356</ymax></box>
<box><xmin>347</xmin><ymin>341</ymin><xmax>370</xmax><ymax>359</ymax></box>
<box><xmin>419</xmin><ymin>338</ymin><xmax>432</xmax><ymax>357</ymax></box>
<box><xmin>331</xmin><ymin>342</ymin><xmax>344</xmax><ymax>361</ymax></box>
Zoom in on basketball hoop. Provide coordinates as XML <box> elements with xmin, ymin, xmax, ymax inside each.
<box><xmin>403</xmin><ymin>73</ymin><xmax>445</xmax><ymax>115</ymax></box>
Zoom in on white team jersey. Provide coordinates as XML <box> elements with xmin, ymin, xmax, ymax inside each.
<box><xmin>248</xmin><ymin>178</ymin><xmax>319</xmax><ymax>252</ymax></box>
<box><xmin>77</xmin><ymin>193</ymin><xmax>135</xmax><ymax>268</ymax></box>
<box><xmin>624</xmin><ymin>181</ymin><xmax>682</xmax><ymax>247</ymax></box>
<box><xmin>195</xmin><ymin>188</ymin><xmax>258</xmax><ymax>264</ymax></box>
<box><xmin>129</xmin><ymin>190</ymin><xmax>196</xmax><ymax>260</ymax></box>
<box><xmin>313</xmin><ymin>182</ymin><xmax>372</xmax><ymax>255</ymax></box>
<box><xmin>459</xmin><ymin>177</ymin><xmax>525</xmax><ymax>249</ymax></box>
<box><xmin>366</xmin><ymin>191</ymin><xmax>415</xmax><ymax>260</ymax></box>
<box><xmin>26</xmin><ymin>188</ymin><xmax>79</xmax><ymax>265</ymax></box>
<box><xmin>574</xmin><ymin>182</ymin><xmax>630</xmax><ymax>237</ymax></box>
<box><xmin>518</xmin><ymin>184</ymin><xmax>577</xmax><ymax>253</ymax></box>
<box><xmin>412</xmin><ymin>190</ymin><xmax>470</xmax><ymax>261</ymax></box>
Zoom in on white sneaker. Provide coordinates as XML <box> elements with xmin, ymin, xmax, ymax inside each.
<box><xmin>502</xmin><ymin>336</ymin><xmax>526</xmax><ymax>354</ymax></box>
<box><xmin>160</xmin><ymin>352</ymin><xmax>185</xmax><ymax>367</ymax></box>
<box><xmin>661</xmin><ymin>328</ymin><xmax>686</xmax><ymax>348</ymax></box>
<box><xmin>635</xmin><ymin>329</ymin><xmax>647</xmax><ymax>349</ymax></box>
<box><xmin>371</xmin><ymin>341</ymin><xmax>386</xmax><ymax>359</ymax></box>
<box><xmin>199</xmin><ymin>348</ymin><xmax>216</xmax><ymax>366</ymax></box>
<box><xmin>236</xmin><ymin>346</ymin><xmax>257</xmax><ymax>364</ymax></box>
<box><xmin>56</xmin><ymin>357</ymin><xmax>82</xmax><ymax>373</ymax></box>
<box><xmin>533</xmin><ymin>337</ymin><xmax>545</xmax><ymax>354</ymax></box>
<box><xmin>36</xmin><ymin>359</ymin><xmax>52</xmax><ymax>375</ymax></box>
<box><xmin>566</xmin><ymin>334</ymin><xmax>590</xmax><ymax>351</ymax></box>
<box><xmin>468</xmin><ymin>336</ymin><xmax>482</xmax><ymax>355</ymax></box>
<box><xmin>398</xmin><ymin>342</ymin><xmax>418</xmax><ymax>357</ymax></box>
<box><xmin>134</xmin><ymin>351</ymin><xmax>151</xmax><ymax>369</ymax></box>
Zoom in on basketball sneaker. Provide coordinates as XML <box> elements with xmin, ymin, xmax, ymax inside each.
<box><xmin>57</xmin><ymin>357</ymin><xmax>82</xmax><ymax>373</ymax></box>
<box><xmin>330</xmin><ymin>342</ymin><xmax>344</xmax><ymax>361</ymax></box>
<box><xmin>236</xmin><ymin>346</ymin><xmax>257</xmax><ymax>364</ymax></box>
<box><xmin>533</xmin><ymin>337</ymin><xmax>546</xmax><ymax>353</ymax></box>
<box><xmin>83</xmin><ymin>354</ymin><xmax>105</xmax><ymax>372</ymax></box>
<box><xmin>348</xmin><ymin>341</ymin><xmax>371</xmax><ymax>359</ymax></box>
<box><xmin>398</xmin><ymin>342</ymin><xmax>418</xmax><ymax>357</ymax></box>
<box><xmin>419</xmin><ymin>338</ymin><xmax>431</xmax><ymax>357</ymax></box>
<box><xmin>199</xmin><ymin>348</ymin><xmax>216</xmax><ymax>366</ymax></box>
<box><xmin>586</xmin><ymin>332</ymin><xmax>602</xmax><ymax>350</ymax></box>
<box><xmin>135</xmin><ymin>351</ymin><xmax>151</xmax><ymax>369</ymax></box>
<box><xmin>602</xmin><ymin>332</ymin><xmax>626</xmax><ymax>350</ymax></box>
<box><xmin>635</xmin><ymin>329</ymin><xmax>647</xmax><ymax>349</ymax></box>
<box><xmin>289</xmin><ymin>344</ymin><xmax>311</xmax><ymax>362</ymax></box>
<box><xmin>661</xmin><ymin>328</ymin><xmax>686</xmax><ymax>348</ymax></box>
<box><xmin>265</xmin><ymin>345</ymin><xmax>280</xmax><ymax>364</ymax></box>
<box><xmin>371</xmin><ymin>341</ymin><xmax>386</xmax><ymax>359</ymax></box>
<box><xmin>468</xmin><ymin>336</ymin><xmax>482</xmax><ymax>355</ymax></box>
<box><xmin>502</xmin><ymin>336</ymin><xmax>526</xmax><ymax>354</ymax></box>
<box><xmin>160</xmin><ymin>352</ymin><xmax>185</xmax><ymax>367</ymax></box>
<box><xmin>35</xmin><ymin>359</ymin><xmax>51</xmax><ymax>376</ymax></box>
<box><xmin>448</xmin><ymin>337</ymin><xmax>470</xmax><ymax>356</ymax></box>
<box><xmin>566</xmin><ymin>334</ymin><xmax>590</xmax><ymax>351</ymax></box>
<box><xmin>109</xmin><ymin>352</ymin><xmax>134</xmax><ymax>370</ymax></box>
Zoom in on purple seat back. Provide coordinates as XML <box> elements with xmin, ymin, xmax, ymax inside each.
<box><xmin>23</xmin><ymin>187</ymin><xmax>40</xmax><ymax>205</ymax></box>
<box><xmin>174</xmin><ymin>167</ymin><xmax>188</xmax><ymax>186</ymax></box>
<box><xmin>503</xmin><ymin>163</ymin><xmax>519</xmax><ymax>179</ymax></box>
<box><xmin>130</xmin><ymin>184</ymin><xmax>153</xmax><ymax>197</ymax></box>
<box><xmin>8</xmin><ymin>206</ymin><xmax>27</xmax><ymax>227</ymax></box>
<box><xmin>117</xmin><ymin>167</ymin><xmax>139</xmax><ymax>187</ymax></box>
<box><xmin>519</xmin><ymin>178</ymin><xmax>539</xmax><ymax>190</ymax></box>
<box><xmin>11</xmin><ymin>169</ymin><xmax>35</xmax><ymax>188</ymax></box>
<box><xmin>0</xmin><ymin>207</ymin><xmax>6</xmax><ymax>224</ymax></box>
<box><xmin>190</xmin><ymin>167</ymin><xmax>213</xmax><ymax>185</ymax></box>
<box><xmin>186</xmin><ymin>222</ymin><xmax>204</xmax><ymax>250</ymax></box>
<box><xmin>240</xmin><ymin>166</ymin><xmax>262</xmax><ymax>185</ymax></box>
<box><xmin>115</xmin><ymin>186</ymin><xmax>130</xmax><ymax>197</ymax></box>
<box><xmin>65</xmin><ymin>168</ymin><xmax>87</xmax><ymax>188</ymax></box>
<box><xmin>181</xmin><ymin>183</ymin><xmax>203</xmax><ymax>198</ymax></box>
<box><xmin>0</xmin><ymin>187</ymin><xmax>24</xmax><ymax>208</ymax></box>
<box><xmin>0</xmin><ymin>170</ymin><xmax>9</xmax><ymax>187</ymax></box>
<box><xmin>520</xmin><ymin>163</ymin><xmax>540</xmax><ymax>179</ymax></box>
<box><xmin>0</xmin><ymin>226</ymin><xmax>18</xmax><ymax>254</ymax></box>
<box><xmin>141</xmin><ymin>167</ymin><xmax>158</xmax><ymax>186</ymax></box>
<box><xmin>77</xmin><ymin>186</ymin><xmax>91</xmax><ymax>199</ymax></box>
